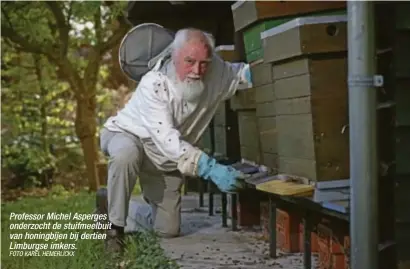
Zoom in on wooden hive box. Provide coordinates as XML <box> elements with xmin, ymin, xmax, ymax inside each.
<box><xmin>229</xmin><ymin>85</ymin><xmax>263</xmax><ymax>164</ymax></box>
<box><xmin>237</xmin><ymin>110</ymin><xmax>262</xmax><ymax>164</ymax></box>
<box><xmin>231</xmin><ymin>1</ymin><xmax>346</xmax><ymax>63</ymax></box>
<box><xmin>262</xmin><ymin>15</ymin><xmax>348</xmax><ymax>63</ymax></box>
<box><xmin>231</xmin><ymin>1</ymin><xmax>346</xmax><ymax>32</ymax></box>
<box><xmin>261</xmin><ymin>15</ymin><xmax>350</xmax><ymax>181</ymax></box>
<box><xmin>196</xmin><ymin>125</ymin><xmax>213</xmax><ymax>155</ymax></box>
<box><xmin>213</xmin><ymin>45</ymin><xmax>241</xmax><ymax>161</ymax></box>
<box><xmin>249</xmin><ymin>60</ymin><xmax>278</xmax><ymax>170</ymax></box>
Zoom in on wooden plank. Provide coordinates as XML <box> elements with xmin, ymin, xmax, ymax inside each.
<box><xmin>277</xmin><ymin>156</ymin><xmax>317</xmax><ymax>182</ymax></box>
<box><xmin>240</xmin><ymin>146</ymin><xmax>263</xmax><ymax>164</ymax></box>
<box><xmin>272</xmin><ymin>58</ymin><xmax>310</xmax><ymax>80</ymax></box>
<box><xmin>263</xmin><ymin>19</ymin><xmax>347</xmax><ymax>63</ymax></box>
<box><xmin>321</xmin><ymin>200</ymin><xmax>349</xmax><ymax>214</ymax></box>
<box><xmin>313</xmin><ymin>188</ymin><xmax>350</xmax><ymax>203</ymax></box>
<box><xmin>196</xmin><ymin>126</ymin><xmax>213</xmax><ymax>154</ymax></box>
<box><xmin>274</xmin><ymin>74</ymin><xmax>311</xmax><ymax>100</ymax></box>
<box><xmin>213</xmin><ymin>125</ymin><xmax>227</xmax><ymax>157</ymax></box>
<box><xmin>315</xmin><ymin>179</ymin><xmax>350</xmax><ymax>189</ymax></box>
<box><xmin>275</xmin><ymin>96</ymin><xmax>312</xmax><ymax>115</ymax></box>
<box><xmin>213</xmin><ymin>102</ymin><xmax>226</xmax><ymax>126</ymax></box>
<box><xmin>262</xmin><ymin>152</ymin><xmax>278</xmax><ymax>170</ymax></box>
<box><xmin>256</xmin><ymin>101</ymin><xmax>276</xmax><ymax>117</ymax></box>
<box><xmin>276</xmin><ymin>114</ymin><xmax>315</xmax><ymax>159</ymax></box>
<box><xmin>256</xmin><ymin>179</ymin><xmax>314</xmax><ymax>196</ymax></box>
<box><xmin>230</xmin><ymin>88</ymin><xmax>256</xmax><ymax>111</ymax></box>
<box><xmin>231</xmin><ymin>1</ymin><xmax>346</xmax><ymax>32</ymax></box>
<box><xmin>215</xmin><ymin>45</ymin><xmax>240</xmax><ymax>62</ymax></box>
<box><xmin>238</xmin><ymin>111</ymin><xmax>260</xmax><ymax>148</ymax></box>
<box><xmin>255</xmin><ymin>83</ymin><xmax>275</xmax><ymax>104</ymax></box>
<box><xmin>258</xmin><ymin>117</ymin><xmax>277</xmax><ymax>154</ymax></box>
<box><xmin>250</xmin><ymin>62</ymin><xmax>274</xmax><ymax>87</ymax></box>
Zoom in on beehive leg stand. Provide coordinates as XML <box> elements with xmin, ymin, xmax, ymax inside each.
<box><xmin>269</xmin><ymin>196</ymin><xmax>277</xmax><ymax>258</ymax></box>
<box><xmin>198</xmin><ymin>178</ymin><xmax>204</xmax><ymax>208</ymax></box>
<box><xmin>221</xmin><ymin>192</ymin><xmax>228</xmax><ymax>227</ymax></box>
<box><xmin>208</xmin><ymin>181</ymin><xmax>214</xmax><ymax>216</ymax></box>
<box><xmin>231</xmin><ymin>193</ymin><xmax>238</xmax><ymax>231</ymax></box>
<box><xmin>303</xmin><ymin>213</ymin><xmax>313</xmax><ymax>269</ymax></box>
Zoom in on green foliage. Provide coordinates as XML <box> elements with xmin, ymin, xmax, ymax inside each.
<box><xmin>1</xmin><ymin>1</ymin><xmax>129</xmax><ymax>188</ymax></box>
<box><xmin>1</xmin><ymin>190</ymin><xmax>179</xmax><ymax>269</ymax></box>
<box><xmin>1</xmin><ymin>42</ymin><xmax>77</xmax><ymax>186</ymax></box>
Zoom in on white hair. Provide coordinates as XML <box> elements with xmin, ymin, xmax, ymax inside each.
<box><xmin>171</xmin><ymin>28</ymin><xmax>215</xmax><ymax>59</ymax></box>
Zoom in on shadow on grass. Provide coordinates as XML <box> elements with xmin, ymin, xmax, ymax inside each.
<box><xmin>1</xmin><ymin>186</ymin><xmax>179</xmax><ymax>269</ymax></box>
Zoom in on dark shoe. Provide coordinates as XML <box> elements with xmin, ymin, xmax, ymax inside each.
<box><xmin>105</xmin><ymin>225</ymin><xmax>125</xmax><ymax>254</ymax></box>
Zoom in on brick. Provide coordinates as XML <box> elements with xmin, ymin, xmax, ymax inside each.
<box><xmin>276</xmin><ymin>208</ymin><xmax>301</xmax><ymax>253</ymax></box>
<box><xmin>332</xmin><ymin>254</ymin><xmax>347</xmax><ymax>269</ymax></box>
<box><xmin>260</xmin><ymin>201</ymin><xmax>269</xmax><ymax>241</ymax></box>
<box><xmin>259</xmin><ymin>205</ymin><xmax>302</xmax><ymax>252</ymax></box>
<box><xmin>299</xmin><ymin>223</ymin><xmax>320</xmax><ymax>253</ymax></box>
<box><xmin>317</xmin><ymin>223</ymin><xmax>350</xmax><ymax>269</ymax></box>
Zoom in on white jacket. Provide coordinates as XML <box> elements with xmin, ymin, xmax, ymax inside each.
<box><xmin>104</xmin><ymin>53</ymin><xmax>250</xmax><ymax>176</ymax></box>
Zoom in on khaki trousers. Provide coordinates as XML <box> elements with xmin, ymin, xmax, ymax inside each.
<box><xmin>99</xmin><ymin>128</ymin><xmax>183</xmax><ymax>237</ymax></box>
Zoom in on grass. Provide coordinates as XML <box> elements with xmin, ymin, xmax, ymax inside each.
<box><xmin>1</xmin><ymin>185</ymin><xmax>179</xmax><ymax>269</ymax></box>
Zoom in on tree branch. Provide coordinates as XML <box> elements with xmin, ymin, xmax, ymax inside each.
<box><xmin>98</xmin><ymin>16</ymin><xmax>129</xmax><ymax>55</ymax></box>
<box><xmin>66</xmin><ymin>1</ymin><xmax>74</xmax><ymax>24</ymax></box>
<box><xmin>94</xmin><ymin>5</ymin><xmax>102</xmax><ymax>45</ymax></box>
<box><xmin>1</xmin><ymin>24</ymin><xmax>50</xmax><ymax>56</ymax></box>
<box><xmin>44</xmin><ymin>1</ymin><xmax>70</xmax><ymax>58</ymax></box>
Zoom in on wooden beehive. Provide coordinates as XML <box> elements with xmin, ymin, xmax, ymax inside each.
<box><xmin>213</xmin><ymin>45</ymin><xmax>241</xmax><ymax>161</ymax></box>
<box><xmin>196</xmin><ymin>125</ymin><xmax>213</xmax><ymax>155</ymax></box>
<box><xmin>250</xmin><ymin>60</ymin><xmax>278</xmax><ymax>170</ymax></box>
<box><xmin>262</xmin><ymin>15</ymin><xmax>348</xmax><ymax>63</ymax></box>
<box><xmin>231</xmin><ymin>1</ymin><xmax>346</xmax><ymax>62</ymax></box>
<box><xmin>260</xmin><ymin>15</ymin><xmax>350</xmax><ymax>181</ymax></box>
<box><xmin>224</xmin><ymin>48</ymin><xmax>263</xmax><ymax>165</ymax></box>
<box><xmin>231</xmin><ymin>1</ymin><xmax>346</xmax><ymax>31</ymax></box>
<box><xmin>237</xmin><ymin>110</ymin><xmax>262</xmax><ymax>163</ymax></box>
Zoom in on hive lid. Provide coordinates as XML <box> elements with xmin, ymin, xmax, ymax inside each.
<box><xmin>261</xmin><ymin>14</ymin><xmax>347</xmax><ymax>40</ymax></box>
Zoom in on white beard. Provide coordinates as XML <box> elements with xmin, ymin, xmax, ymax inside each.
<box><xmin>165</xmin><ymin>62</ymin><xmax>205</xmax><ymax>102</ymax></box>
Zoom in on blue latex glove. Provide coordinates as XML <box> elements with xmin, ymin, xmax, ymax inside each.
<box><xmin>197</xmin><ymin>153</ymin><xmax>245</xmax><ymax>193</ymax></box>
<box><xmin>244</xmin><ymin>64</ymin><xmax>253</xmax><ymax>85</ymax></box>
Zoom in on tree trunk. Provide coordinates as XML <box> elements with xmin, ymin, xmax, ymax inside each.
<box><xmin>33</xmin><ymin>55</ymin><xmax>49</xmax><ymax>153</ymax></box>
<box><xmin>75</xmin><ymin>93</ymin><xmax>99</xmax><ymax>192</ymax></box>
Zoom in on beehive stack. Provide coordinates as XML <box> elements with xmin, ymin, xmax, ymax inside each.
<box><xmin>261</xmin><ymin>15</ymin><xmax>350</xmax><ymax>182</ymax></box>
<box><xmin>230</xmin><ymin>85</ymin><xmax>262</xmax><ymax>163</ymax></box>
<box><xmin>230</xmin><ymin>0</ymin><xmax>349</xmax><ymax>253</ymax></box>
<box><xmin>213</xmin><ymin>46</ymin><xmax>241</xmax><ymax>161</ymax></box>
<box><xmin>231</xmin><ymin>0</ymin><xmax>349</xmax><ymax>182</ymax></box>
<box><xmin>196</xmin><ymin>124</ymin><xmax>213</xmax><ymax>155</ymax></box>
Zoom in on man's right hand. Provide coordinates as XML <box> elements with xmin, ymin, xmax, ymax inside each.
<box><xmin>196</xmin><ymin>153</ymin><xmax>245</xmax><ymax>193</ymax></box>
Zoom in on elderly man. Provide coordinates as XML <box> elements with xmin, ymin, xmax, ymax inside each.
<box><xmin>99</xmin><ymin>28</ymin><xmax>252</xmax><ymax>252</ymax></box>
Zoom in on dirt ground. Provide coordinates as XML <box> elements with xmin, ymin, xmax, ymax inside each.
<box><xmin>159</xmin><ymin>193</ymin><xmax>318</xmax><ymax>269</ymax></box>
